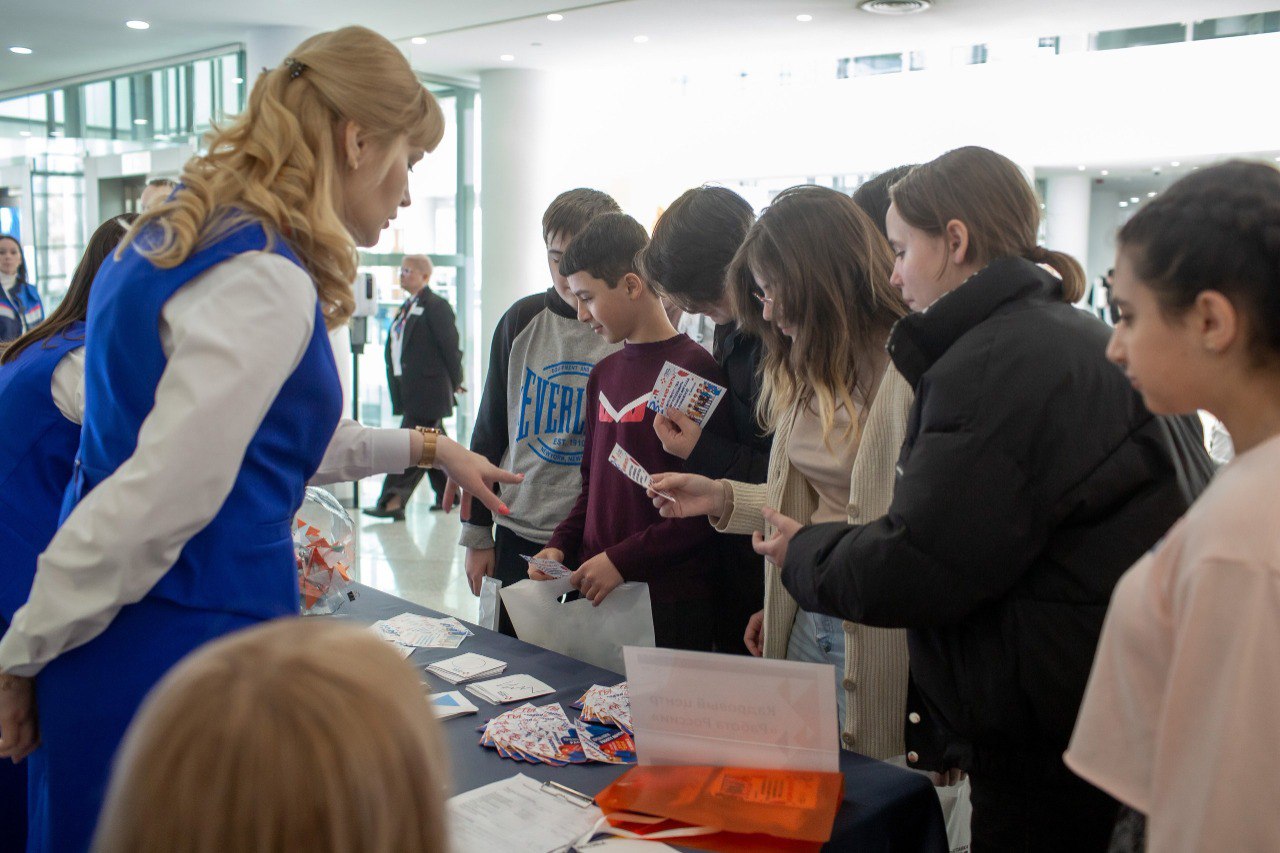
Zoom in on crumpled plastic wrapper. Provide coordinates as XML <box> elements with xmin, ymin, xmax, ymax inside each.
<box><xmin>293</xmin><ymin>487</ymin><xmax>357</xmax><ymax>615</ymax></box>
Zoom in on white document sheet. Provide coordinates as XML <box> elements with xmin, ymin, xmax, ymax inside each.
<box><xmin>447</xmin><ymin>774</ymin><xmax>603</xmax><ymax>853</ymax></box>
<box><xmin>623</xmin><ymin>646</ymin><xmax>840</xmax><ymax>772</ymax></box>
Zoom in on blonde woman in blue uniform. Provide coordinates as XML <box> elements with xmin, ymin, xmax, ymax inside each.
<box><xmin>0</xmin><ymin>27</ymin><xmax>517</xmax><ymax>852</ymax></box>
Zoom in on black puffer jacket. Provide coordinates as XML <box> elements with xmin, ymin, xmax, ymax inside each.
<box><xmin>782</xmin><ymin>258</ymin><xmax>1212</xmax><ymax>770</ymax></box>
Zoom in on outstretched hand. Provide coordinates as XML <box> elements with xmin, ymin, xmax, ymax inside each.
<box><xmin>0</xmin><ymin>674</ymin><xmax>38</xmax><ymax>763</ymax></box>
<box><xmin>436</xmin><ymin>437</ymin><xmax>523</xmax><ymax>521</ymax></box>
<box><xmin>647</xmin><ymin>472</ymin><xmax>724</xmax><ymax>519</ymax></box>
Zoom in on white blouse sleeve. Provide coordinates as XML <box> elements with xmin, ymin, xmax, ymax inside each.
<box><xmin>309</xmin><ymin>419</ymin><xmax>413</xmax><ymax>485</ymax></box>
<box><xmin>50</xmin><ymin>347</ymin><xmax>85</xmax><ymax>425</ymax></box>
<box><xmin>0</xmin><ymin>252</ymin><xmax>315</xmax><ymax>676</ymax></box>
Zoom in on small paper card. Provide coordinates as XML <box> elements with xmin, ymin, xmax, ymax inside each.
<box><xmin>647</xmin><ymin>361</ymin><xmax>726</xmax><ymax>426</ymax></box>
<box><xmin>520</xmin><ymin>554</ymin><xmax>572</xmax><ymax>579</ymax></box>
<box><xmin>466</xmin><ymin>673</ymin><xmax>556</xmax><ymax>704</ymax></box>
<box><xmin>608</xmin><ymin>444</ymin><xmax>675</xmax><ymax>500</ymax></box>
<box><xmin>426</xmin><ymin>653</ymin><xmax>508</xmax><ymax>684</ymax></box>
<box><xmin>624</xmin><ymin>646</ymin><xmax>839</xmax><ymax>772</ymax></box>
<box><xmin>430</xmin><ymin>690</ymin><xmax>480</xmax><ymax>720</ymax></box>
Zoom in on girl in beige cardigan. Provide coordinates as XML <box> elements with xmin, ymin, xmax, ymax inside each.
<box><xmin>650</xmin><ymin>184</ymin><xmax>912</xmax><ymax>760</ymax></box>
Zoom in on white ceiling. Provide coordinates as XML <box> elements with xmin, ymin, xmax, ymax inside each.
<box><xmin>2</xmin><ymin>0</ymin><xmax>1277</xmax><ymax>94</ymax></box>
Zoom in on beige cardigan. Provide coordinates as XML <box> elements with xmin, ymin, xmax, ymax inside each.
<box><xmin>712</xmin><ymin>365</ymin><xmax>913</xmax><ymax>760</ymax></box>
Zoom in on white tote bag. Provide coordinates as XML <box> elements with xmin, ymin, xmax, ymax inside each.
<box><xmin>500</xmin><ymin>578</ymin><xmax>655</xmax><ymax>672</ymax></box>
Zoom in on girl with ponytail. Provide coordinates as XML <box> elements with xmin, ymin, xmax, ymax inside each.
<box><xmin>0</xmin><ymin>27</ymin><xmax>516</xmax><ymax>852</ymax></box>
<box><xmin>761</xmin><ymin>146</ymin><xmax>1212</xmax><ymax>851</ymax></box>
<box><xmin>1068</xmin><ymin>161</ymin><xmax>1280</xmax><ymax>852</ymax></box>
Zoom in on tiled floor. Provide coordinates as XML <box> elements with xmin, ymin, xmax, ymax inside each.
<box><xmin>347</xmin><ymin>474</ymin><xmax>480</xmax><ymax>622</ymax></box>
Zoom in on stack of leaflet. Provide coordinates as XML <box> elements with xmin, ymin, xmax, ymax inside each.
<box><xmin>426</xmin><ymin>653</ymin><xmax>507</xmax><ymax>684</ymax></box>
<box><xmin>573</xmin><ymin>682</ymin><xmax>633</xmax><ymax>733</ymax></box>
<box><xmin>370</xmin><ymin>612</ymin><xmax>473</xmax><ymax>657</ymax></box>
<box><xmin>466</xmin><ymin>673</ymin><xmax>555</xmax><ymax>704</ymax></box>
<box><xmin>479</xmin><ymin>703</ymin><xmax>637</xmax><ymax>766</ymax></box>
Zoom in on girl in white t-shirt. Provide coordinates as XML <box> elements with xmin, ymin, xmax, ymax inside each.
<box><xmin>1066</xmin><ymin>160</ymin><xmax>1280</xmax><ymax>852</ymax></box>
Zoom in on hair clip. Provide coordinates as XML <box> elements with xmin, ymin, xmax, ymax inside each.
<box><xmin>283</xmin><ymin>57</ymin><xmax>307</xmax><ymax>79</ymax></box>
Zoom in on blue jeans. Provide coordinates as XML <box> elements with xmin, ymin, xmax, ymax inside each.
<box><xmin>785</xmin><ymin>609</ymin><xmax>847</xmax><ymax>726</ymax></box>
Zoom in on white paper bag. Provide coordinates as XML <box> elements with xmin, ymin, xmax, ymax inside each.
<box><xmin>500</xmin><ymin>578</ymin><xmax>655</xmax><ymax>672</ymax></box>
<box><xmin>477</xmin><ymin>575</ymin><xmax>502</xmax><ymax>631</ymax></box>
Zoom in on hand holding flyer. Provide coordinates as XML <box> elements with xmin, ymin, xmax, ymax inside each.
<box><xmin>608</xmin><ymin>444</ymin><xmax>675</xmax><ymax>501</ymax></box>
<box><xmin>521</xmin><ymin>554</ymin><xmax>572</xmax><ymax>579</ymax></box>
<box><xmin>647</xmin><ymin>360</ymin><xmax>726</xmax><ymax>426</ymax></box>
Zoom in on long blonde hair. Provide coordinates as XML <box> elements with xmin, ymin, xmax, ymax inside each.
<box><xmin>93</xmin><ymin>619</ymin><xmax>451</xmax><ymax>853</ymax></box>
<box><xmin>123</xmin><ymin>26</ymin><xmax>445</xmax><ymax>329</ymax></box>
<box><xmin>729</xmin><ymin>185</ymin><xmax>907</xmax><ymax>441</ymax></box>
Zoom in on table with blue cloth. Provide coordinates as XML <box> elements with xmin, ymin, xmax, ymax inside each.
<box><xmin>333</xmin><ymin>582</ymin><xmax>947</xmax><ymax>852</ymax></box>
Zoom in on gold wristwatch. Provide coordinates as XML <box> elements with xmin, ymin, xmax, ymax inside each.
<box><xmin>414</xmin><ymin>427</ymin><xmax>443</xmax><ymax>468</ymax></box>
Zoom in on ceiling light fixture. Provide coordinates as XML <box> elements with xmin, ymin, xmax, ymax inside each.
<box><xmin>1129</xmin><ymin>197</ymin><xmax>1140</xmax><ymax>203</ymax></box>
<box><xmin>796</xmin><ymin>14</ymin><xmax>813</xmax><ymax>22</ymax></box>
<box><xmin>547</xmin><ymin>13</ymin><xmax>564</xmax><ymax>21</ymax></box>
<box><xmin>1170</xmin><ymin>161</ymin><xmax>1180</xmax><ymax>167</ymax></box>
<box><xmin>126</xmin><ymin>20</ymin><xmax>150</xmax><ymax>30</ymax></box>
<box><xmin>1148</xmin><ymin>191</ymin><xmax>1157</xmax><ymax>197</ymax></box>
<box><xmin>1101</xmin><ymin>170</ymin><xmax>1109</xmax><ymax>176</ymax></box>
<box><xmin>1119</xmin><ymin>201</ymin><xmax>1128</xmax><ymax>208</ymax></box>
<box><xmin>411</xmin><ymin>37</ymin><xmax>427</xmax><ymax>45</ymax></box>
<box><xmin>8</xmin><ymin>46</ymin><xmax>33</xmax><ymax>55</ymax></box>
<box><xmin>858</xmin><ymin>0</ymin><xmax>932</xmax><ymax>15</ymax></box>
<box><xmin>499</xmin><ymin>54</ymin><xmax>515</xmax><ymax>62</ymax></box>
<box><xmin>1076</xmin><ymin>165</ymin><xmax>1086</xmax><ymax>171</ymax></box>
<box><xmin>633</xmin><ymin>35</ymin><xmax>649</xmax><ymax>43</ymax></box>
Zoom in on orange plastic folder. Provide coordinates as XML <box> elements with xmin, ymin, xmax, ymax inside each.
<box><xmin>596</xmin><ymin>765</ymin><xmax>844</xmax><ymax>853</ymax></box>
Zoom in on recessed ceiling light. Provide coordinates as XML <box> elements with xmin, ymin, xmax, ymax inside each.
<box><xmin>859</xmin><ymin>0</ymin><xmax>932</xmax><ymax>15</ymax></box>
<box><xmin>411</xmin><ymin>37</ymin><xmax>427</xmax><ymax>45</ymax></box>
<box><xmin>1101</xmin><ymin>170</ymin><xmax>1109</xmax><ymax>176</ymax></box>
<box><xmin>1130</xmin><ymin>197</ymin><xmax>1140</xmax><ymax>203</ymax></box>
<box><xmin>796</xmin><ymin>14</ymin><xmax>813</xmax><ymax>22</ymax></box>
<box><xmin>126</xmin><ymin>20</ymin><xmax>150</xmax><ymax>30</ymax></box>
<box><xmin>133</xmin><ymin>118</ymin><xmax>148</xmax><ymax>125</ymax></box>
<box><xmin>8</xmin><ymin>46</ymin><xmax>33</xmax><ymax>55</ymax></box>
<box><xmin>633</xmin><ymin>35</ymin><xmax>649</xmax><ymax>43</ymax></box>
<box><xmin>1147</xmin><ymin>191</ymin><xmax>1157</xmax><ymax>197</ymax></box>
<box><xmin>547</xmin><ymin>13</ymin><xmax>563</xmax><ymax>21</ymax></box>
<box><xmin>1119</xmin><ymin>201</ymin><xmax>1128</xmax><ymax>208</ymax></box>
<box><xmin>1170</xmin><ymin>161</ymin><xmax>1180</xmax><ymax>167</ymax></box>
<box><xmin>499</xmin><ymin>54</ymin><xmax>515</xmax><ymax>62</ymax></box>
<box><xmin>1076</xmin><ymin>165</ymin><xmax>1086</xmax><ymax>171</ymax></box>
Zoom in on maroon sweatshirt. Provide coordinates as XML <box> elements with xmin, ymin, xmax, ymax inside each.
<box><xmin>547</xmin><ymin>334</ymin><xmax>733</xmax><ymax>604</ymax></box>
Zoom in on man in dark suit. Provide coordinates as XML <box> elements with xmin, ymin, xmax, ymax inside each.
<box><xmin>365</xmin><ymin>255</ymin><xmax>464</xmax><ymax>519</ymax></box>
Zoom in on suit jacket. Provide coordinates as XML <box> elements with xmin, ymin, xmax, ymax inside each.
<box><xmin>384</xmin><ymin>288</ymin><xmax>463</xmax><ymax>423</ymax></box>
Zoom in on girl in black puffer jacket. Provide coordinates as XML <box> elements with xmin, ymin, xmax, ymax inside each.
<box><xmin>772</xmin><ymin>146</ymin><xmax>1212</xmax><ymax>852</ymax></box>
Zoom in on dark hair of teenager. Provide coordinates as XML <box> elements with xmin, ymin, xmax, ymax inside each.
<box><xmin>542</xmin><ymin>188</ymin><xmax>622</xmax><ymax>245</ymax></box>
<box><xmin>0</xmin><ymin>234</ymin><xmax>29</xmax><ymax>286</ymax></box>
<box><xmin>1118</xmin><ymin>159</ymin><xmax>1280</xmax><ymax>363</ymax></box>
<box><xmin>1</xmin><ymin>213</ymin><xmax>138</xmax><ymax>365</ymax></box>
<box><xmin>890</xmin><ymin>145</ymin><xmax>1086</xmax><ymax>302</ymax></box>
<box><xmin>851</xmin><ymin>165</ymin><xmax>916</xmax><ymax>239</ymax></box>
<box><xmin>637</xmin><ymin>186</ymin><xmax>755</xmax><ymax>314</ymax></box>
<box><xmin>558</xmin><ymin>211</ymin><xmax>649</xmax><ymax>288</ymax></box>
<box><xmin>728</xmin><ymin>185</ymin><xmax>908</xmax><ymax>440</ymax></box>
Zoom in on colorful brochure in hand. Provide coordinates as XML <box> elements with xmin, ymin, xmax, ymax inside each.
<box><xmin>466</xmin><ymin>673</ymin><xmax>556</xmax><ymax>704</ymax></box>
<box><xmin>430</xmin><ymin>690</ymin><xmax>481</xmax><ymax>720</ymax></box>
<box><xmin>426</xmin><ymin>653</ymin><xmax>508</xmax><ymax>684</ymax></box>
<box><xmin>647</xmin><ymin>360</ymin><xmax>726</xmax><ymax>426</ymax></box>
<box><xmin>608</xmin><ymin>444</ymin><xmax>675</xmax><ymax>501</ymax></box>
<box><xmin>520</xmin><ymin>554</ymin><xmax>572</xmax><ymax>579</ymax></box>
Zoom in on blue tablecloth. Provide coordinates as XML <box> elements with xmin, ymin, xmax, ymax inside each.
<box><xmin>334</xmin><ymin>582</ymin><xmax>947</xmax><ymax>852</ymax></box>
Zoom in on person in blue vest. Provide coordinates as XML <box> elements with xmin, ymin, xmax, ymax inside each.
<box><xmin>0</xmin><ymin>212</ymin><xmax>136</xmax><ymax>853</ymax></box>
<box><xmin>0</xmin><ymin>27</ymin><xmax>518</xmax><ymax>853</ymax></box>
<box><xmin>0</xmin><ymin>235</ymin><xmax>44</xmax><ymax>343</ymax></box>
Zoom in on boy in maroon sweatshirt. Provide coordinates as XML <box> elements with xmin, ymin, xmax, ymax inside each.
<box><xmin>531</xmin><ymin>212</ymin><xmax>732</xmax><ymax>651</ymax></box>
